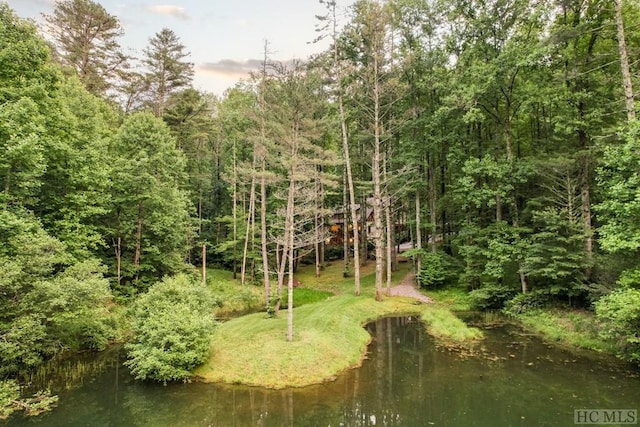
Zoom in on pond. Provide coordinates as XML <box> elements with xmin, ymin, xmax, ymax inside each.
<box><xmin>6</xmin><ymin>316</ymin><xmax>639</xmax><ymax>426</ymax></box>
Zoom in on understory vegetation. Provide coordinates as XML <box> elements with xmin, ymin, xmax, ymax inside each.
<box><xmin>124</xmin><ymin>274</ymin><xmax>218</xmax><ymax>383</ymax></box>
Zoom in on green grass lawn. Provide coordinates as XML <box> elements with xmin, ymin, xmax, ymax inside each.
<box><xmin>194</xmin><ymin>293</ymin><xmax>428</xmax><ymax>388</ymax></box>
<box><xmin>294</xmin><ymin>259</ymin><xmax>413</xmax><ymax>296</ymax></box>
<box><xmin>194</xmin><ymin>260</ymin><xmax>482</xmax><ymax>388</ymax></box>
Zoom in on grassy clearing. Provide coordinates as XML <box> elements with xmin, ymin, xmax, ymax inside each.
<box><xmin>281</xmin><ymin>288</ymin><xmax>334</xmax><ymax>308</ymax></box>
<box><xmin>195</xmin><ymin>261</ymin><xmax>483</xmax><ymax>388</ymax></box>
<box><xmin>515</xmin><ymin>308</ymin><xmax>613</xmax><ymax>353</ymax></box>
<box><xmin>293</xmin><ymin>260</ymin><xmax>410</xmax><ymax>295</ymax></box>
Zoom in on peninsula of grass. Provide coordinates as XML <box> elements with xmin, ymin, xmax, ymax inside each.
<box><xmin>421</xmin><ymin>304</ymin><xmax>483</xmax><ymax>342</ymax></box>
<box><xmin>195</xmin><ymin>262</ymin><xmax>483</xmax><ymax>389</ymax></box>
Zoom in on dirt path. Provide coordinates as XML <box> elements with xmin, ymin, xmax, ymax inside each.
<box><xmin>388</xmin><ymin>272</ymin><xmax>432</xmax><ymax>303</ymax></box>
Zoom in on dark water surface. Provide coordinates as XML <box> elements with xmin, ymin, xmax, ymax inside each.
<box><xmin>6</xmin><ymin>316</ymin><xmax>639</xmax><ymax>426</ymax></box>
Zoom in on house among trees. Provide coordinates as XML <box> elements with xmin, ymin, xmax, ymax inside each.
<box><xmin>329</xmin><ymin>202</ymin><xmax>374</xmax><ymax>245</ymax></box>
<box><xmin>328</xmin><ymin>198</ymin><xmax>408</xmax><ymax>246</ymax></box>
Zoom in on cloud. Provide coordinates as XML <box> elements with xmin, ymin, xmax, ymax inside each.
<box><xmin>146</xmin><ymin>5</ymin><xmax>189</xmax><ymax>20</ymax></box>
<box><xmin>198</xmin><ymin>58</ymin><xmax>300</xmax><ymax>80</ymax></box>
<box><xmin>198</xmin><ymin>59</ymin><xmax>263</xmax><ymax>79</ymax></box>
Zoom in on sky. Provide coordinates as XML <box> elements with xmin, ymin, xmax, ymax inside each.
<box><xmin>6</xmin><ymin>0</ymin><xmax>355</xmax><ymax>95</ymax></box>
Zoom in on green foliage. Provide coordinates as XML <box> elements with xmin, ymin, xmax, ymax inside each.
<box><xmin>125</xmin><ymin>274</ymin><xmax>218</xmax><ymax>383</ymax></box>
<box><xmin>143</xmin><ymin>28</ymin><xmax>194</xmax><ymax>115</ymax></box>
<box><xmin>41</xmin><ymin>259</ymin><xmax>117</xmax><ymax>350</ymax></box>
<box><xmin>0</xmin><ymin>206</ymin><xmax>116</xmax><ymax>376</ymax></box>
<box><xmin>455</xmin><ymin>223</ymin><xmax>525</xmax><ymax>288</ymax></box>
<box><xmin>108</xmin><ymin>112</ymin><xmax>194</xmax><ymax>289</ymax></box>
<box><xmin>468</xmin><ymin>285</ymin><xmax>517</xmax><ymax>310</ymax></box>
<box><xmin>36</xmin><ymin>76</ymin><xmax>115</xmax><ymax>260</ymax></box>
<box><xmin>44</xmin><ymin>0</ymin><xmax>126</xmax><ymax>96</ymax></box>
<box><xmin>0</xmin><ymin>97</ymin><xmax>47</xmax><ymax>203</ymax></box>
<box><xmin>416</xmin><ymin>251</ymin><xmax>459</xmax><ymax>288</ymax></box>
<box><xmin>1</xmin><ymin>379</ymin><xmax>59</xmax><ymax>418</ymax></box>
<box><xmin>596</xmin><ymin>121</ymin><xmax>640</xmax><ymax>253</ymax></box>
<box><xmin>516</xmin><ymin>308</ymin><xmax>610</xmax><ymax>353</ymax></box>
<box><xmin>206</xmin><ymin>272</ymin><xmax>262</xmax><ymax>317</ymax></box>
<box><xmin>503</xmin><ymin>291</ymin><xmax>549</xmax><ymax>316</ymax></box>
<box><xmin>523</xmin><ymin>208</ymin><xmax>586</xmax><ymax>280</ymax></box>
<box><xmin>0</xmin><ymin>380</ymin><xmax>19</xmax><ymax>419</ymax></box>
<box><xmin>0</xmin><ymin>4</ymin><xmax>57</xmax><ymax>100</ymax></box>
<box><xmin>595</xmin><ymin>288</ymin><xmax>640</xmax><ymax>363</ymax></box>
<box><xmin>617</xmin><ymin>267</ymin><xmax>640</xmax><ymax>289</ymax></box>
<box><xmin>213</xmin><ymin>211</ymin><xmax>251</xmax><ymax>271</ymax></box>
<box><xmin>266</xmin><ymin>291</ymin><xmax>280</xmax><ymax>318</ymax></box>
<box><xmin>520</xmin><ymin>207</ymin><xmax>589</xmax><ymax>299</ymax></box>
<box><xmin>454</xmin><ymin>156</ymin><xmax>521</xmax><ymax>212</ymax></box>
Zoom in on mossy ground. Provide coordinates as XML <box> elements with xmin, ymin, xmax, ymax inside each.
<box><xmin>195</xmin><ymin>261</ymin><xmax>482</xmax><ymax>388</ymax></box>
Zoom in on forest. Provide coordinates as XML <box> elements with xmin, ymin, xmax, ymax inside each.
<box><xmin>1</xmin><ymin>0</ymin><xmax>640</xmax><ymax>410</ymax></box>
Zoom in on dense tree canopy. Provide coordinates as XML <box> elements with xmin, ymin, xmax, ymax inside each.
<box><xmin>1</xmin><ymin>0</ymin><xmax>640</xmax><ymax>380</ymax></box>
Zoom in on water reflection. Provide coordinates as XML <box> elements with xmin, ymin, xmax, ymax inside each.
<box><xmin>8</xmin><ymin>317</ymin><xmax>639</xmax><ymax>427</ymax></box>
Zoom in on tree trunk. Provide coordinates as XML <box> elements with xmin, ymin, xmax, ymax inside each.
<box><xmin>391</xmin><ymin>209</ymin><xmax>398</xmax><ymax>273</ymax></box>
<box><xmin>115</xmin><ymin>236</ymin><xmax>121</xmax><ymax>287</ymax></box>
<box><xmin>415</xmin><ymin>191</ymin><xmax>422</xmax><ymax>273</ymax></box>
<box><xmin>201</xmin><ymin>243</ymin><xmax>206</xmax><ymax>284</ymax></box>
<box><xmin>258</xmin><ymin>45</ymin><xmax>271</xmax><ymax>304</ymax></box>
<box><xmin>133</xmin><ymin>200</ymin><xmax>143</xmax><ymax>283</ymax></box>
<box><xmin>285</xmin><ymin>170</ymin><xmax>296</xmax><ymax>341</ymax></box>
<box><xmin>580</xmin><ymin>138</ymin><xmax>593</xmax><ymax>275</ymax></box>
<box><xmin>343</xmin><ymin>168</ymin><xmax>350</xmax><ymax>274</ymax></box>
<box><xmin>339</xmin><ymin>74</ymin><xmax>361</xmax><ymax>294</ymax></box>
<box><xmin>260</xmin><ymin>169</ymin><xmax>270</xmax><ymax>305</ymax></box>
<box><xmin>372</xmin><ymin>50</ymin><xmax>384</xmax><ymax>301</ymax></box>
<box><xmin>614</xmin><ymin>0</ymin><xmax>636</xmax><ymax>122</ymax></box>
<box><xmin>385</xmin><ymin>196</ymin><xmax>392</xmax><ymax>293</ymax></box>
<box><xmin>232</xmin><ymin>142</ymin><xmax>238</xmax><ymax>280</ymax></box>
<box><xmin>428</xmin><ymin>156</ymin><xmax>438</xmax><ymax>253</ymax></box>
<box><xmin>241</xmin><ymin>176</ymin><xmax>256</xmax><ymax>286</ymax></box>
<box><xmin>361</xmin><ymin>194</ymin><xmax>368</xmax><ymax>267</ymax></box>
<box><xmin>287</xmin><ymin>245</ymin><xmax>294</xmax><ymax>342</ymax></box>
<box><xmin>384</xmin><ymin>155</ymin><xmax>392</xmax><ymax>293</ymax></box>
<box><xmin>315</xmin><ymin>175</ymin><xmax>321</xmax><ymax>278</ymax></box>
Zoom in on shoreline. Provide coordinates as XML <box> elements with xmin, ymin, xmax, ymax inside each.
<box><xmin>194</xmin><ymin>291</ymin><xmax>482</xmax><ymax>389</ymax></box>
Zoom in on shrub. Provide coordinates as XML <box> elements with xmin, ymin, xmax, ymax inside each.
<box><xmin>468</xmin><ymin>285</ymin><xmax>517</xmax><ymax>310</ymax></box>
<box><xmin>0</xmin><ymin>257</ymin><xmax>116</xmax><ymax>376</ymax></box>
<box><xmin>617</xmin><ymin>267</ymin><xmax>640</xmax><ymax>289</ymax></box>
<box><xmin>0</xmin><ymin>380</ymin><xmax>58</xmax><ymax>419</ymax></box>
<box><xmin>125</xmin><ymin>274</ymin><xmax>218</xmax><ymax>383</ymax></box>
<box><xmin>324</xmin><ymin>246</ymin><xmax>344</xmax><ymax>261</ymax></box>
<box><xmin>503</xmin><ymin>291</ymin><xmax>548</xmax><ymax>316</ymax></box>
<box><xmin>595</xmin><ymin>288</ymin><xmax>640</xmax><ymax>363</ymax></box>
<box><xmin>416</xmin><ymin>251</ymin><xmax>459</xmax><ymax>288</ymax></box>
<box><xmin>0</xmin><ymin>380</ymin><xmax>19</xmax><ymax>419</ymax></box>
